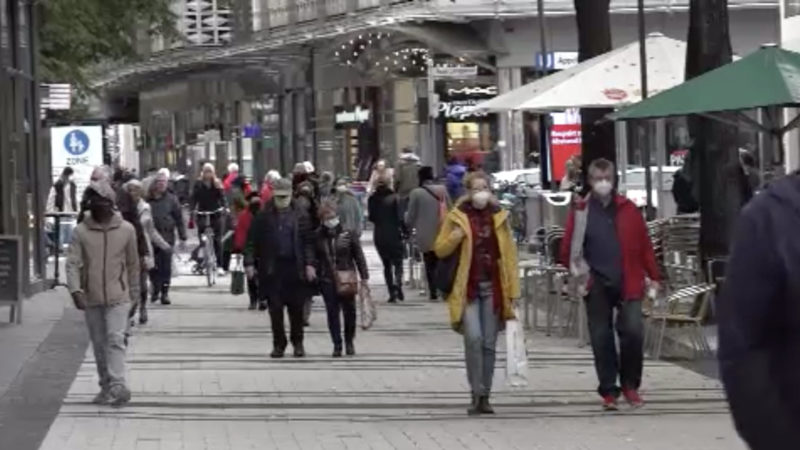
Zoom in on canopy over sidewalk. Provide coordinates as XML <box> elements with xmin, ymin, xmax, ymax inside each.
<box><xmin>477</xmin><ymin>33</ymin><xmax>687</xmax><ymax>112</ymax></box>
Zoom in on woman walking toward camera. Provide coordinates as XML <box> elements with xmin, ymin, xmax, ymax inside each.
<box><xmin>315</xmin><ymin>202</ymin><xmax>369</xmax><ymax>357</ymax></box>
<box><xmin>433</xmin><ymin>171</ymin><xmax>520</xmax><ymax>416</ymax></box>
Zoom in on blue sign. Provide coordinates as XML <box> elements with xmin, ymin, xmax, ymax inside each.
<box><xmin>64</xmin><ymin>130</ymin><xmax>89</xmax><ymax>156</ymax></box>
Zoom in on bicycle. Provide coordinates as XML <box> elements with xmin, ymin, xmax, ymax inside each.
<box><xmin>195</xmin><ymin>207</ymin><xmax>226</xmax><ymax>287</ymax></box>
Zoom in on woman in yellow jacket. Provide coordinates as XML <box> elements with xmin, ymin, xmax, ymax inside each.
<box><xmin>433</xmin><ymin>171</ymin><xmax>520</xmax><ymax>416</ymax></box>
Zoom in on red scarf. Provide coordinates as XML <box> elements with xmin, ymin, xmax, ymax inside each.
<box><xmin>465</xmin><ymin>205</ymin><xmax>503</xmax><ymax>312</ymax></box>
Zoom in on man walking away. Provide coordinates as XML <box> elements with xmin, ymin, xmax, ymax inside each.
<box><xmin>148</xmin><ymin>172</ymin><xmax>187</xmax><ymax>305</ymax></box>
<box><xmin>368</xmin><ymin>176</ymin><xmax>405</xmax><ymax>303</ymax></box>
<box><xmin>560</xmin><ymin>158</ymin><xmax>661</xmax><ymax>411</ymax></box>
<box><xmin>717</xmin><ymin>173</ymin><xmax>800</xmax><ymax>450</ymax></box>
<box><xmin>406</xmin><ymin>166</ymin><xmax>451</xmax><ymax>301</ymax></box>
<box><xmin>394</xmin><ymin>147</ymin><xmax>421</xmax><ymax>212</ymax></box>
<box><xmin>244</xmin><ymin>178</ymin><xmax>317</xmax><ymax>358</ymax></box>
<box><xmin>66</xmin><ymin>181</ymin><xmax>140</xmax><ymax>407</ymax></box>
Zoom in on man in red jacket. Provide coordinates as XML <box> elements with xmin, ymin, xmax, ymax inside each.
<box><xmin>560</xmin><ymin>158</ymin><xmax>661</xmax><ymax>411</ymax></box>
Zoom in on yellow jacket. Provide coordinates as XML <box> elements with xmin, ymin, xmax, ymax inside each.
<box><xmin>433</xmin><ymin>204</ymin><xmax>521</xmax><ymax>333</ymax></box>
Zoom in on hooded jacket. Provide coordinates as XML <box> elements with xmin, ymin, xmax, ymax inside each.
<box><xmin>445</xmin><ymin>162</ymin><xmax>467</xmax><ymax>201</ymax></box>
<box><xmin>718</xmin><ymin>175</ymin><xmax>800</xmax><ymax>450</ymax></box>
<box><xmin>433</xmin><ymin>201</ymin><xmax>520</xmax><ymax>332</ymax></box>
<box><xmin>66</xmin><ymin>212</ymin><xmax>141</xmax><ymax>307</ymax></box>
<box><xmin>394</xmin><ymin>153</ymin><xmax>421</xmax><ymax>197</ymax></box>
<box><xmin>334</xmin><ymin>190</ymin><xmax>363</xmax><ymax>236</ymax></box>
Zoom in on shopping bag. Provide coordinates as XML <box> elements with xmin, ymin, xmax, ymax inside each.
<box><xmin>505</xmin><ymin>306</ymin><xmax>529</xmax><ymax>388</ymax></box>
<box><xmin>230</xmin><ymin>254</ymin><xmax>245</xmax><ymax>296</ymax></box>
<box><xmin>359</xmin><ymin>284</ymin><xmax>377</xmax><ymax>330</ymax></box>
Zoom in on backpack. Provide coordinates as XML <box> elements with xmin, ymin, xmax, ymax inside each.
<box><xmin>423</xmin><ymin>186</ymin><xmax>447</xmax><ymax>223</ymax></box>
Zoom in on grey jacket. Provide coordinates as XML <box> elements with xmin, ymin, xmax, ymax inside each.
<box><xmin>66</xmin><ymin>213</ymin><xmax>141</xmax><ymax>307</ymax></box>
<box><xmin>149</xmin><ymin>192</ymin><xmax>186</xmax><ymax>246</ymax></box>
<box><xmin>406</xmin><ymin>182</ymin><xmax>450</xmax><ymax>252</ymax></box>
<box><xmin>394</xmin><ymin>154</ymin><xmax>421</xmax><ymax>197</ymax></box>
<box><xmin>335</xmin><ymin>191</ymin><xmax>363</xmax><ymax>236</ymax></box>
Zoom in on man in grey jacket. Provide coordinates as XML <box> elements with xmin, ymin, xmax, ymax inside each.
<box><xmin>406</xmin><ymin>166</ymin><xmax>450</xmax><ymax>301</ymax></box>
<box><xmin>67</xmin><ymin>181</ymin><xmax>141</xmax><ymax>407</ymax></box>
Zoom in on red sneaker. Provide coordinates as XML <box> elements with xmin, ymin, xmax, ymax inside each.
<box><xmin>623</xmin><ymin>389</ymin><xmax>644</xmax><ymax>409</ymax></box>
<box><xmin>602</xmin><ymin>395</ymin><xmax>618</xmax><ymax>411</ymax></box>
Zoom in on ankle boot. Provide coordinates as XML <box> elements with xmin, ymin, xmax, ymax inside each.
<box><xmin>478</xmin><ymin>395</ymin><xmax>495</xmax><ymax>414</ymax></box>
<box><xmin>160</xmin><ymin>284</ymin><xmax>171</xmax><ymax>305</ymax></box>
<box><xmin>467</xmin><ymin>394</ymin><xmax>481</xmax><ymax>416</ymax></box>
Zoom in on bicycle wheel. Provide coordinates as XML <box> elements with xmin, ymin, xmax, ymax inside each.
<box><xmin>205</xmin><ymin>236</ymin><xmax>216</xmax><ymax>287</ymax></box>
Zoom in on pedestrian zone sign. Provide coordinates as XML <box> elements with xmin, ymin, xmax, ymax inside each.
<box><xmin>50</xmin><ymin>125</ymin><xmax>104</xmax><ymax>195</ymax></box>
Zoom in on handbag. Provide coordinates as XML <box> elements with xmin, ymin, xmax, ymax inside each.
<box><xmin>230</xmin><ymin>254</ymin><xmax>245</xmax><ymax>296</ymax></box>
<box><xmin>359</xmin><ymin>283</ymin><xmax>377</xmax><ymax>330</ymax></box>
<box><xmin>331</xmin><ymin>234</ymin><xmax>358</xmax><ymax>297</ymax></box>
<box><xmin>434</xmin><ymin>244</ymin><xmax>460</xmax><ymax>295</ymax></box>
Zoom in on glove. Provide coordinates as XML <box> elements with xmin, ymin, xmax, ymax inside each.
<box><xmin>71</xmin><ymin>291</ymin><xmax>87</xmax><ymax>311</ymax></box>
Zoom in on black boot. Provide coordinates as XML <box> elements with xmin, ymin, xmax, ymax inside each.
<box><xmin>345</xmin><ymin>341</ymin><xmax>356</xmax><ymax>356</ymax></box>
<box><xmin>150</xmin><ymin>286</ymin><xmax>160</xmax><ymax>304</ymax></box>
<box><xmin>139</xmin><ymin>300</ymin><xmax>148</xmax><ymax>325</ymax></box>
<box><xmin>160</xmin><ymin>284</ymin><xmax>171</xmax><ymax>305</ymax></box>
<box><xmin>396</xmin><ymin>286</ymin><xmax>405</xmax><ymax>302</ymax></box>
<box><xmin>248</xmin><ymin>301</ymin><xmax>257</xmax><ymax>311</ymax></box>
<box><xmin>270</xmin><ymin>348</ymin><xmax>285</xmax><ymax>358</ymax></box>
<box><xmin>332</xmin><ymin>344</ymin><xmax>343</xmax><ymax>358</ymax></box>
<box><xmin>293</xmin><ymin>343</ymin><xmax>306</xmax><ymax>358</ymax></box>
<box><xmin>478</xmin><ymin>396</ymin><xmax>495</xmax><ymax>414</ymax></box>
<box><xmin>258</xmin><ymin>301</ymin><xmax>268</xmax><ymax>311</ymax></box>
<box><xmin>467</xmin><ymin>394</ymin><xmax>481</xmax><ymax>416</ymax></box>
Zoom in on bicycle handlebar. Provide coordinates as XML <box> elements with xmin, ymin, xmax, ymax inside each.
<box><xmin>195</xmin><ymin>207</ymin><xmax>227</xmax><ymax>216</ymax></box>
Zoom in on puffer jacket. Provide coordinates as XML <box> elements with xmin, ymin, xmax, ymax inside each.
<box><xmin>66</xmin><ymin>213</ymin><xmax>141</xmax><ymax>307</ymax></box>
<box><xmin>315</xmin><ymin>227</ymin><xmax>369</xmax><ymax>284</ymax></box>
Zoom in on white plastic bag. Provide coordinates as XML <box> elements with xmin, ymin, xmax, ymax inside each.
<box><xmin>359</xmin><ymin>284</ymin><xmax>377</xmax><ymax>330</ymax></box>
<box><xmin>505</xmin><ymin>307</ymin><xmax>529</xmax><ymax>388</ymax></box>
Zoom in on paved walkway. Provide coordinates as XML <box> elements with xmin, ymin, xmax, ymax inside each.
<box><xmin>38</xmin><ymin>242</ymin><xmax>744</xmax><ymax>450</ymax></box>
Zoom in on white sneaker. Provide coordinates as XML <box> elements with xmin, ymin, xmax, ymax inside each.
<box><xmin>217</xmin><ymin>268</ymin><xmax>227</xmax><ymax>277</ymax></box>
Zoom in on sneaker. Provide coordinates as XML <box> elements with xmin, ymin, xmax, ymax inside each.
<box><xmin>108</xmin><ymin>386</ymin><xmax>131</xmax><ymax>407</ymax></box>
<box><xmin>92</xmin><ymin>389</ymin><xmax>111</xmax><ymax>405</ymax></box>
<box><xmin>622</xmin><ymin>389</ymin><xmax>644</xmax><ymax>409</ymax></box>
<box><xmin>217</xmin><ymin>268</ymin><xmax>227</xmax><ymax>277</ymax></box>
<box><xmin>602</xmin><ymin>395</ymin><xmax>619</xmax><ymax>411</ymax></box>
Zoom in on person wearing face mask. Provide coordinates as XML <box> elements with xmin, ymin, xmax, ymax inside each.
<box><xmin>433</xmin><ymin>171</ymin><xmax>520</xmax><ymax>415</ymax></box>
<box><xmin>244</xmin><ymin>178</ymin><xmax>317</xmax><ymax>358</ymax></box>
<box><xmin>314</xmin><ymin>202</ymin><xmax>369</xmax><ymax>357</ymax></box>
<box><xmin>559</xmin><ymin>158</ymin><xmax>661</xmax><ymax>411</ymax></box>
<box><xmin>332</xmin><ymin>177</ymin><xmax>363</xmax><ymax>236</ymax></box>
<box><xmin>66</xmin><ymin>180</ymin><xmax>141</xmax><ymax>407</ymax></box>
<box><xmin>233</xmin><ymin>192</ymin><xmax>263</xmax><ymax>310</ymax></box>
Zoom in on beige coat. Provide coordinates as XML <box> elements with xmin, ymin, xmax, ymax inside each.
<box><xmin>67</xmin><ymin>213</ymin><xmax>141</xmax><ymax>307</ymax></box>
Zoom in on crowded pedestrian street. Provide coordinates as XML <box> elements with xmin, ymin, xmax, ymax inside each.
<box><xmin>28</xmin><ymin>238</ymin><xmax>741</xmax><ymax>450</ymax></box>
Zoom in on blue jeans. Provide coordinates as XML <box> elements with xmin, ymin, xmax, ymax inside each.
<box><xmin>585</xmin><ymin>282</ymin><xmax>645</xmax><ymax>397</ymax></box>
<box><xmin>463</xmin><ymin>281</ymin><xmax>499</xmax><ymax>396</ymax></box>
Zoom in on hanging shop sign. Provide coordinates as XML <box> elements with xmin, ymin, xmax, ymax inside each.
<box><xmin>536</xmin><ymin>52</ymin><xmax>580</xmax><ymax>71</ymax></box>
<box><xmin>334</xmin><ymin>105</ymin><xmax>371</xmax><ymax>128</ymax></box>
<box><xmin>446</xmin><ymin>86</ymin><xmax>498</xmax><ymax>97</ymax></box>
<box><xmin>549</xmin><ymin>109</ymin><xmax>582</xmax><ymax>181</ymax></box>
<box><xmin>50</xmin><ymin>125</ymin><xmax>105</xmax><ymax>197</ymax></box>
<box><xmin>439</xmin><ymin>99</ymin><xmax>490</xmax><ymax>120</ymax></box>
<box><xmin>432</xmin><ymin>64</ymin><xmax>478</xmax><ymax>79</ymax></box>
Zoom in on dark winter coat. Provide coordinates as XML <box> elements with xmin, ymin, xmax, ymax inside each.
<box><xmin>314</xmin><ymin>227</ymin><xmax>369</xmax><ymax>285</ymax></box>
<box><xmin>244</xmin><ymin>201</ymin><xmax>316</xmax><ymax>293</ymax></box>
<box><xmin>718</xmin><ymin>174</ymin><xmax>800</xmax><ymax>450</ymax></box>
<box><xmin>149</xmin><ymin>192</ymin><xmax>187</xmax><ymax>246</ymax></box>
<box><xmin>445</xmin><ymin>162</ymin><xmax>467</xmax><ymax>201</ymax></box>
<box><xmin>368</xmin><ymin>186</ymin><xmax>405</xmax><ymax>257</ymax></box>
<box><xmin>53</xmin><ymin>178</ymin><xmax>78</xmax><ymax>212</ymax></box>
<box><xmin>190</xmin><ymin>180</ymin><xmax>226</xmax><ymax>213</ymax></box>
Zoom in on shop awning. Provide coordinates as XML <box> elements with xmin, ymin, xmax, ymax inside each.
<box><xmin>610</xmin><ymin>46</ymin><xmax>800</xmax><ymax>121</ymax></box>
<box><xmin>476</xmin><ymin>33</ymin><xmax>687</xmax><ymax>112</ymax></box>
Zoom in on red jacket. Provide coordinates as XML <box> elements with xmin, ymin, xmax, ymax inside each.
<box><xmin>233</xmin><ymin>209</ymin><xmax>254</xmax><ymax>253</ymax></box>
<box><xmin>559</xmin><ymin>195</ymin><xmax>661</xmax><ymax>300</ymax></box>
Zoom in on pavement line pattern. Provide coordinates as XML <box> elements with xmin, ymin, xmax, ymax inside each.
<box><xmin>38</xmin><ymin>242</ymin><xmax>744</xmax><ymax>450</ymax></box>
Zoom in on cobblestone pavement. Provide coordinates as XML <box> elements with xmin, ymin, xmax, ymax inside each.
<box><xmin>37</xmin><ymin>242</ymin><xmax>744</xmax><ymax>450</ymax></box>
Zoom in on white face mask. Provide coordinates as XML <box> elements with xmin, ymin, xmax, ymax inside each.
<box><xmin>472</xmin><ymin>190</ymin><xmax>491</xmax><ymax>209</ymax></box>
<box><xmin>336</xmin><ymin>185</ymin><xmax>347</xmax><ymax>193</ymax></box>
<box><xmin>274</xmin><ymin>196</ymin><xmax>291</xmax><ymax>209</ymax></box>
<box><xmin>592</xmin><ymin>180</ymin><xmax>613</xmax><ymax>197</ymax></box>
<box><xmin>324</xmin><ymin>217</ymin><xmax>340</xmax><ymax>229</ymax></box>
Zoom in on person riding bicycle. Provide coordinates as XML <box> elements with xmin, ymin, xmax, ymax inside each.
<box><xmin>190</xmin><ymin>163</ymin><xmax>227</xmax><ymax>276</ymax></box>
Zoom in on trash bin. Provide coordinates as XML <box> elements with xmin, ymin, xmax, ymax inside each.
<box><xmin>540</xmin><ymin>192</ymin><xmax>572</xmax><ymax>229</ymax></box>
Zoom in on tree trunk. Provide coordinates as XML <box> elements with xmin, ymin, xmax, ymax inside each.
<box><xmin>685</xmin><ymin>0</ymin><xmax>741</xmax><ymax>259</ymax></box>
<box><xmin>574</xmin><ymin>0</ymin><xmax>616</xmax><ymax>181</ymax></box>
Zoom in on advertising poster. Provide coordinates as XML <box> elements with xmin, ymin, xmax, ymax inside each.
<box><xmin>549</xmin><ymin>109</ymin><xmax>582</xmax><ymax>181</ymax></box>
<box><xmin>50</xmin><ymin>125</ymin><xmax>105</xmax><ymax>196</ymax></box>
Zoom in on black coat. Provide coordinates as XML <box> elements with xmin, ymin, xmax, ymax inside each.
<box><xmin>191</xmin><ymin>181</ymin><xmax>226</xmax><ymax>213</ymax></box>
<box><xmin>718</xmin><ymin>174</ymin><xmax>800</xmax><ymax>450</ymax></box>
<box><xmin>244</xmin><ymin>202</ymin><xmax>316</xmax><ymax>294</ymax></box>
<box><xmin>368</xmin><ymin>186</ymin><xmax>404</xmax><ymax>255</ymax></box>
<box><xmin>315</xmin><ymin>227</ymin><xmax>369</xmax><ymax>285</ymax></box>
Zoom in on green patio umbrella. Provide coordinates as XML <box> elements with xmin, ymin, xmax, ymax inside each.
<box><xmin>611</xmin><ymin>45</ymin><xmax>800</xmax><ymax>123</ymax></box>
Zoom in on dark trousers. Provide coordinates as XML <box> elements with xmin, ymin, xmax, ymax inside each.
<box><xmin>269</xmin><ymin>285</ymin><xmax>305</xmax><ymax>350</ymax></box>
<box><xmin>423</xmin><ymin>251</ymin><xmax>438</xmax><ymax>300</ymax></box>
<box><xmin>377</xmin><ymin>246</ymin><xmax>403</xmax><ymax>296</ymax></box>
<box><xmin>247</xmin><ymin>276</ymin><xmax>259</xmax><ymax>306</ymax></box>
<box><xmin>149</xmin><ymin>247</ymin><xmax>173</xmax><ymax>290</ymax></box>
<box><xmin>585</xmin><ymin>282</ymin><xmax>645</xmax><ymax>397</ymax></box>
<box><xmin>130</xmin><ymin>269</ymin><xmax>149</xmax><ymax>319</ymax></box>
<box><xmin>320</xmin><ymin>282</ymin><xmax>357</xmax><ymax>347</ymax></box>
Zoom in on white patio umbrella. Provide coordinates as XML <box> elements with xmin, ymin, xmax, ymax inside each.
<box><xmin>477</xmin><ymin>33</ymin><xmax>687</xmax><ymax>112</ymax></box>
